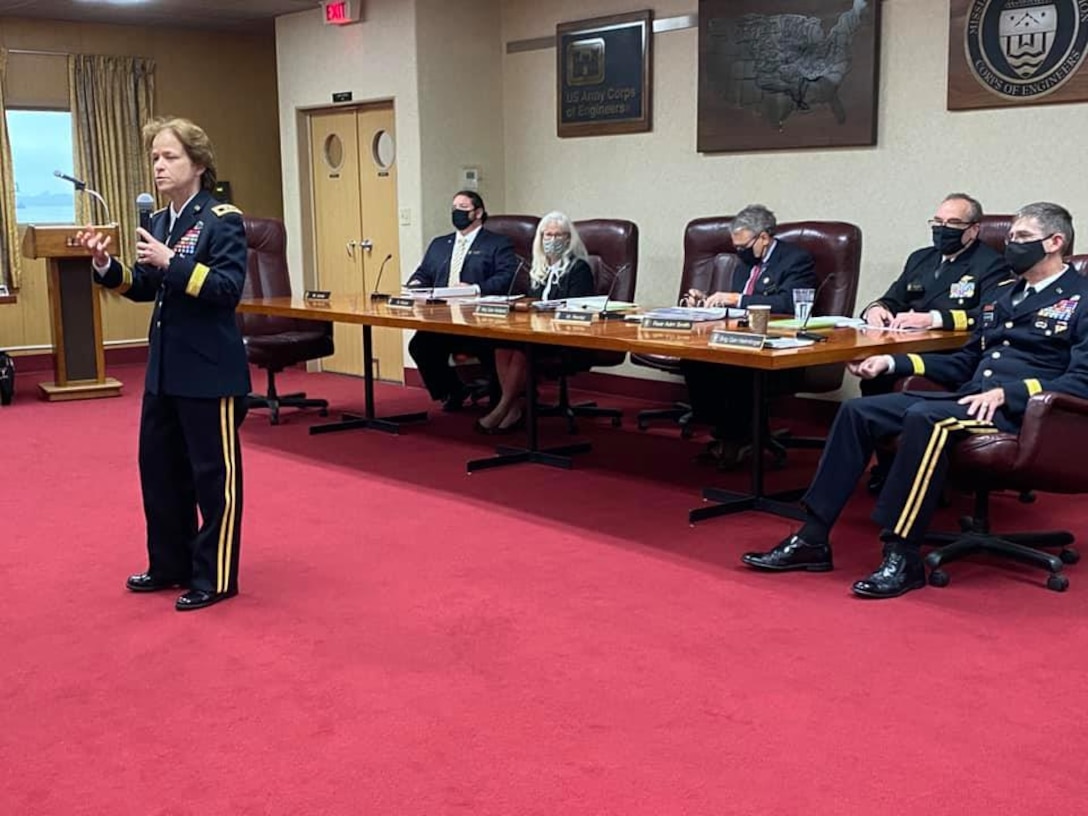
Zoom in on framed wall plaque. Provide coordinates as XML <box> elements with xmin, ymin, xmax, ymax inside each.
<box><xmin>697</xmin><ymin>0</ymin><xmax>881</xmax><ymax>152</ymax></box>
<box><xmin>557</xmin><ymin>10</ymin><xmax>653</xmax><ymax>138</ymax></box>
<box><xmin>948</xmin><ymin>0</ymin><xmax>1088</xmax><ymax>110</ymax></box>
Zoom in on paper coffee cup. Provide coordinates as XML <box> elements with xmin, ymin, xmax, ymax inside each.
<box><xmin>747</xmin><ymin>304</ymin><xmax>771</xmax><ymax>334</ymax></box>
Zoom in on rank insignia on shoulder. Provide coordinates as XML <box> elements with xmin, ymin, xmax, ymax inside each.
<box><xmin>212</xmin><ymin>203</ymin><xmax>243</xmax><ymax>218</ymax></box>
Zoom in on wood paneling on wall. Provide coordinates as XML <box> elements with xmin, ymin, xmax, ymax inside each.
<box><xmin>0</xmin><ymin>16</ymin><xmax>283</xmax><ymax>352</ymax></box>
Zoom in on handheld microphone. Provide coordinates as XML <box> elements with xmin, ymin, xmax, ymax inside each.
<box><xmin>796</xmin><ymin>273</ymin><xmax>836</xmax><ymax>342</ymax></box>
<box><xmin>369</xmin><ymin>253</ymin><xmax>395</xmax><ymax>301</ymax></box>
<box><xmin>54</xmin><ymin>170</ymin><xmax>86</xmax><ymax>191</ymax></box>
<box><xmin>136</xmin><ymin>192</ymin><xmax>155</xmax><ymax>234</ymax></box>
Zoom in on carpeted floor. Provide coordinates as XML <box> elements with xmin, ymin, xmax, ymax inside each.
<box><xmin>2</xmin><ymin>363</ymin><xmax>1087</xmax><ymax>815</ymax></box>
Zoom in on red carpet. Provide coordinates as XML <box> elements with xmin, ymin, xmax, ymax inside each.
<box><xmin>3</xmin><ymin>363</ymin><xmax>1087</xmax><ymax>815</ymax></box>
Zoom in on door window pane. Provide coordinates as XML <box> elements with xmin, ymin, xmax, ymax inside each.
<box><xmin>6</xmin><ymin>110</ymin><xmax>75</xmax><ymax>225</ymax></box>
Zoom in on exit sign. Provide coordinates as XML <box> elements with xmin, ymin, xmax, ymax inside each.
<box><xmin>322</xmin><ymin>0</ymin><xmax>360</xmax><ymax>25</ymax></box>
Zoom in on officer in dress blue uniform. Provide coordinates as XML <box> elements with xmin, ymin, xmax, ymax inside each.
<box><xmin>77</xmin><ymin>117</ymin><xmax>249</xmax><ymax>611</ymax></box>
<box><xmin>741</xmin><ymin>202</ymin><xmax>1088</xmax><ymax>599</ymax></box>
<box><xmin>861</xmin><ymin>193</ymin><xmax>1013</xmax><ymax>491</ymax></box>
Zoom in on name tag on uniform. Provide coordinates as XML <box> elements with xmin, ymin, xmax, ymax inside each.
<box><xmin>982</xmin><ymin>304</ymin><xmax>996</xmax><ymax>325</ymax></box>
<box><xmin>949</xmin><ymin>278</ymin><xmax>975</xmax><ymax>299</ymax></box>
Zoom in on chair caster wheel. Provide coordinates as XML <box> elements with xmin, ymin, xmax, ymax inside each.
<box><xmin>958</xmin><ymin>516</ymin><xmax>975</xmax><ymax>533</ymax></box>
<box><xmin>928</xmin><ymin>569</ymin><xmax>950</xmax><ymax>588</ymax></box>
<box><xmin>680</xmin><ymin>426</ymin><xmax>694</xmax><ymax>440</ymax></box>
<box><xmin>1018</xmin><ymin>490</ymin><xmax>1036</xmax><ymax>504</ymax></box>
<box><xmin>611</xmin><ymin>417</ymin><xmax>621</xmax><ymax>428</ymax></box>
<box><xmin>270</xmin><ymin>411</ymin><xmax>280</xmax><ymax>426</ymax></box>
<box><xmin>1060</xmin><ymin>548</ymin><xmax>1080</xmax><ymax>565</ymax></box>
<box><xmin>637</xmin><ymin>420</ymin><xmax>648</xmax><ymax>431</ymax></box>
<box><xmin>319</xmin><ymin>408</ymin><xmax>329</xmax><ymax>417</ymax></box>
<box><xmin>1047</xmin><ymin>574</ymin><xmax>1069</xmax><ymax>592</ymax></box>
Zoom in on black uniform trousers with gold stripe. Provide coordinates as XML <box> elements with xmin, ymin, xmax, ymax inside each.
<box><xmin>139</xmin><ymin>392</ymin><xmax>246</xmax><ymax>594</ymax></box>
<box><xmin>801</xmin><ymin>392</ymin><xmax>1013</xmax><ymax>544</ymax></box>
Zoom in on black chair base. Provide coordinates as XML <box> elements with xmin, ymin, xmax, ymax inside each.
<box><xmin>537</xmin><ymin>376</ymin><xmax>622</xmax><ymax>434</ymax></box>
<box><xmin>636</xmin><ymin>403</ymin><xmax>695</xmax><ymax>438</ymax></box>
<box><xmin>247</xmin><ymin>392</ymin><xmax>329</xmax><ymax>425</ymax></box>
<box><xmin>923</xmin><ymin>494</ymin><xmax>1079</xmax><ymax>592</ymax></box>
<box><xmin>247</xmin><ymin>369</ymin><xmax>328</xmax><ymax>425</ymax></box>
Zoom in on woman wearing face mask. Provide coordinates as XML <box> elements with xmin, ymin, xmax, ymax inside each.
<box><xmin>476</xmin><ymin>212</ymin><xmax>594</xmax><ymax>433</ymax></box>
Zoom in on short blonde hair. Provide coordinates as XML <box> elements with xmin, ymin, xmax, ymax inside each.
<box><xmin>143</xmin><ymin>116</ymin><xmax>218</xmax><ymax>192</ymax></box>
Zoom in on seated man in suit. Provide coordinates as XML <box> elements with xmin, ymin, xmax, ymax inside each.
<box><xmin>679</xmin><ymin>204</ymin><xmax>819</xmax><ymax>467</ymax></box>
<box><xmin>861</xmin><ymin>193</ymin><xmax>1012</xmax><ymax>490</ymax></box>
<box><xmin>741</xmin><ymin>202</ymin><xmax>1088</xmax><ymax>599</ymax></box>
<box><xmin>407</xmin><ymin>190</ymin><xmax>518</xmax><ymax>411</ymax></box>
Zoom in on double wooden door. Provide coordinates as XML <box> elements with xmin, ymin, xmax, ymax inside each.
<box><xmin>309</xmin><ymin>103</ymin><xmax>403</xmax><ymax>381</ymax></box>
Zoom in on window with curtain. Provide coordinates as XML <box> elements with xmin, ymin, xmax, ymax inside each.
<box><xmin>6</xmin><ymin>109</ymin><xmax>77</xmax><ymax>225</ymax></box>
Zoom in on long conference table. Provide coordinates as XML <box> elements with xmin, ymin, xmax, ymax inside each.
<box><xmin>238</xmin><ymin>295</ymin><xmax>965</xmax><ymax>523</ymax></box>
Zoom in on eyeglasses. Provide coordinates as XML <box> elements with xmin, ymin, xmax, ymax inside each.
<box><xmin>1006</xmin><ymin>231</ymin><xmax>1055</xmax><ymax>244</ymax></box>
<box><xmin>927</xmin><ymin>219</ymin><xmax>976</xmax><ymax>230</ymax></box>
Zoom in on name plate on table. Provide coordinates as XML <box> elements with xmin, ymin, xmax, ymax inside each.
<box><xmin>304</xmin><ymin>290</ymin><xmax>331</xmax><ymax>300</ymax></box>
<box><xmin>708</xmin><ymin>330</ymin><xmax>766</xmax><ymax>351</ymax></box>
<box><xmin>474</xmin><ymin>302</ymin><xmax>512</xmax><ymax>318</ymax></box>
<box><xmin>642</xmin><ymin>317</ymin><xmax>694</xmax><ymax>332</ymax></box>
<box><xmin>388</xmin><ymin>296</ymin><xmax>416</xmax><ymax>309</ymax></box>
<box><xmin>554</xmin><ymin>310</ymin><xmax>596</xmax><ymax>324</ymax></box>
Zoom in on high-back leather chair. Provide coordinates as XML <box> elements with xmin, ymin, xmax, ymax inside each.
<box><xmin>538</xmin><ymin>218</ymin><xmax>639</xmax><ymax>432</ymax></box>
<box><xmin>978</xmin><ymin>213</ymin><xmax>1076</xmax><ymax>256</ymax></box>
<box><xmin>634</xmin><ymin>217</ymin><xmax>862</xmax><ymax>435</ymax></box>
<box><xmin>486</xmin><ymin>214</ymin><xmax>539</xmax><ymax>290</ymax></box>
<box><xmin>239</xmin><ymin>217</ymin><xmax>334</xmax><ymax>424</ymax></box>
<box><xmin>886</xmin><ymin>374</ymin><xmax>1085</xmax><ymax>593</ymax></box>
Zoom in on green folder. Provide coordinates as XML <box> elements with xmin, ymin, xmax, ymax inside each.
<box><xmin>768</xmin><ymin>316</ymin><xmax>840</xmax><ymax>330</ymax></box>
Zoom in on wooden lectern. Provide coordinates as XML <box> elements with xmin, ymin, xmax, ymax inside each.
<box><xmin>21</xmin><ymin>225</ymin><xmax>124</xmax><ymax>401</ymax></box>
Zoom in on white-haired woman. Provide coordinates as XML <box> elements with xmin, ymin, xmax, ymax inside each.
<box><xmin>476</xmin><ymin>212</ymin><xmax>594</xmax><ymax>433</ymax></box>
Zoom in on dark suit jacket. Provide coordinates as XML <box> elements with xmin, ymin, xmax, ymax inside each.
<box><xmin>729</xmin><ymin>239</ymin><xmax>819</xmax><ymax>315</ymax></box>
<box><xmin>891</xmin><ymin>267</ymin><xmax>1088</xmax><ymax>424</ymax></box>
<box><xmin>872</xmin><ymin>239</ymin><xmax>1012</xmax><ymax>331</ymax></box>
<box><xmin>96</xmin><ymin>189</ymin><xmax>250</xmax><ymax>398</ymax></box>
<box><xmin>528</xmin><ymin>257</ymin><xmax>594</xmax><ymax>300</ymax></box>
<box><xmin>407</xmin><ymin>227</ymin><xmax>517</xmax><ymax>296</ymax></box>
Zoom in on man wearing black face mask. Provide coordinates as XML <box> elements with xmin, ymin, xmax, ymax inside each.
<box><xmin>406</xmin><ymin>190</ymin><xmax>517</xmax><ymax>411</ymax></box>
<box><xmin>741</xmin><ymin>202</ymin><xmax>1088</xmax><ymax>600</ymax></box>
<box><xmin>860</xmin><ymin>193</ymin><xmax>1012</xmax><ymax>491</ymax></box>
<box><xmin>679</xmin><ymin>204</ymin><xmax>818</xmax><ymax>468</ymax></box>
<box><xmin>862</xmin><ymin>194</ymin><xmax>1010</xmax><ymax>334</ymax></box>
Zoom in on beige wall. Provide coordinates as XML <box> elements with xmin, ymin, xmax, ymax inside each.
<box><xmin>275</xmin><ymin>1</ymin><xmax>423</xmax><ymax>297</ymax></box>
<box><xmin>0</xmin><ymin>16</ymin><xmax>282</xmax><ymax>353</ymax></box>
<box><xmin>501</xmin><ymin>0</ymin><xmax>1088</xmax><ymax>385</ymax></box>
<box><xmin>416</xmin><ymin>0</ymin><xmax>506</xmax><ymax>243</ymax></box>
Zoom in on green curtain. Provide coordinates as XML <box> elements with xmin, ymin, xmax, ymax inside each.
<box><xmin>69</xmin><ymin>54</ymin><xmax>155</xmax><ymax>268</ymax></box>
<box><xmin>0</xmin><ymin>49</ymin><xmax>23</xmax><ymax>290</ymax></box>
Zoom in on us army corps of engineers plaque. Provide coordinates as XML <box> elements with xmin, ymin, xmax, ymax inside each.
<box><xmin>557</xmin><ymin>10</ymin><xmax>653</xmax><ymax>137</ymax></box>
<box><xmin>949</xmin><ymin>0</ymin><xmax>1088</xmax><ymax>110</ymax></box>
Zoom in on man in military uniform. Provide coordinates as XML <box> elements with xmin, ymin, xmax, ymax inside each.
<box><xmin>78</xmin><ymin>116</ymin><xmax>249</xmax><ymax>611</ymax></box>
<box><xmin>741</xmin><ymin>202</ymin><xmax>1088</xmax><ymax>599</ymax></box>
<box><xmin>861</xmin><ymin>193</ymin><xmax>1012</xmax><ymax>490</ymax></box>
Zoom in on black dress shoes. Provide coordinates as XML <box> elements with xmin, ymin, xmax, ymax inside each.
<box><xmin>126</xmin><ymin>572</ymin><xmax>184</xmax><ymax>593</ymax></box>
<box><xmin>175</xmin><ymin>588</ymin><xmax>237</xmax><ymax>611</ymax></box>
<box><xmin>851</xmin><ymin>545</ymin><xmax>926</xmax><ymax>599</ymax></box>
<box><xmin>741</xmin><ymin>535</ymin><xmax>834</xmax><ymax>572</ymax></box>
<box><xmin>441</xmin><ymin>386</ymin><xmax>468</xmax><ymax>413</ymax></box>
